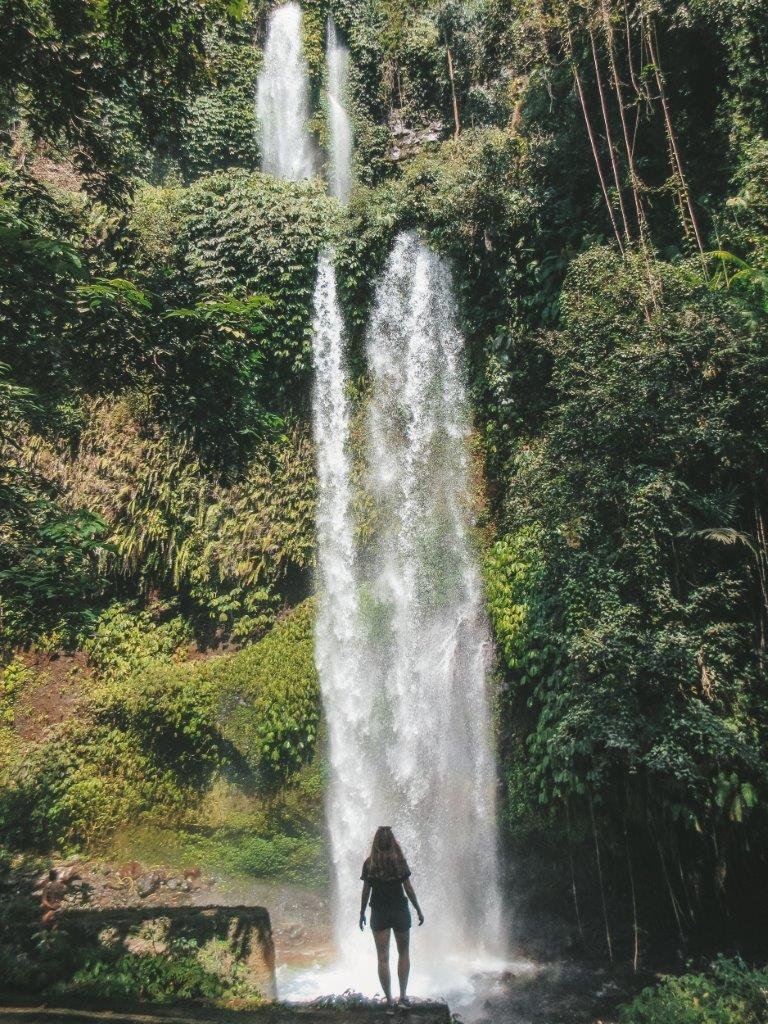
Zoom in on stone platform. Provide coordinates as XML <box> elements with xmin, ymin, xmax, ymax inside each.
<box><xmin>0</xmin><ymin>1001</ymin><xmax>451</xmax><ymax>1024</ymax></box>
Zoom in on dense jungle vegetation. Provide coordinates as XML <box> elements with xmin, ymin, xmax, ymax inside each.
<box><xmin>0</xmin><ymin>0</ymin><xmax>767</xmax><ymax>1006</ymax></box>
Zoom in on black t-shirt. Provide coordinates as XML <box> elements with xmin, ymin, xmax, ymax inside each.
<box><xmin>361</xmin><ymin>859</ymin><xmax>410</xmax><ymax>909</ymax></box>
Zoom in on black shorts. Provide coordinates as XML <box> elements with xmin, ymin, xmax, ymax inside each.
<box><xmin>370</xmin><ymin>903</ymin><xmax>411</xmax><ymax>932</ymax></box>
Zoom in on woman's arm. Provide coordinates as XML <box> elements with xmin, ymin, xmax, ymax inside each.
<box><xmin>359</xmin><ymin>880</ymin><xmax>372</xmax><ymax>930</ymax></box>
<box><xmin>403</xmin><ymin>879</ymin><xmax>424</xmax><ymax>925</ymax></box>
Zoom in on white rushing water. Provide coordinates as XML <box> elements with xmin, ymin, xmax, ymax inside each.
<box><xmin>301</xmin><ymin>232</ymin><xmax>504</xmax><ymax>1000</ymax></box>
<box><xmin>262</xmin><ymin>6</ymin><xmax>505</xmax><ymax>998</ymax></box>
<box><xmin>256</xmin><ymin>2</ymin><xmax>315</xmax><ymax>181</ymax></box>
<box><xmin>326</xmin><ymin>18</ymin><xmax>353</xmax><ymax>204</ymax></box>
<box><xmin>311</xmin><ymin>252</ymin><xmax>367</xmax><ymax>926</ymax></box>
<box><xmin>362</xmin><ymin>232</ymin><xmax>502</xmax><ymax>967</ymax></box>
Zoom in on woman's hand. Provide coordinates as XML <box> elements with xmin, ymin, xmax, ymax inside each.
<box><xmin>417</xmin><ymin>910</ymin><xmax>425</xmax><ymax>926</ymax></box>
<box><xmin>359</xmin><ymin>912</ymin><xmax>367</xmax><ymax>931</ymax></box>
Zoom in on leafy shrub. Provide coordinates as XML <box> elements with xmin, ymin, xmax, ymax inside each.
<box><xmin>180</xmin><ymin>23</ymin><xmax>261</xmax><ymax>179</ymax></box>
<box><xmin>129</xmin><ymin>185</ymin><xmax>186</xmax><ymax>277</ymax></box>
<box><xmin>228</xmin><ymin>833</ymin><xmax>322</xmax><ymax>880</ymax></box>
<box><xmin>213</xmin><ymin>600</ymin><xmax>320</xmax><ymax>781</ymax></box>
<box><xmin>483</xmin><ymin>526</ymin><xmax>542</xmax><ymax>671</ymax></box>
<box><xmin>37</xmin><ymin>399</ymin><xmax>315</xmax><ymax>638</ymax></box>
<box><xmin>0</xmin><ymin>600</ymin><xmax>320</xmax><ymax>850</ymax></box>
<box><xmin>1</xmin><ymin>354</ymin><xmax>109</xmax><ymax>651</ymax></box>
<box><xmin>92</xmin><ymin>665</ymin><xmax>223</xmax><ymax>783</ymax></box>
<box><xmin>160</xmin><ymin>828</ymin><xmax>324</xmax><ymax>883</ymax></box>
<box><xmin>620</xmin><ymin>957</ymin><xmax>768</xmax><ymax>1024</ymax></box>
<box><xmin>55</xmin><ymin>947</ymin><xmax>225</xmax><ymax>1005</ymax></box>
<box><xmin>4</xmin><ymin>723</ymin><xmax>157</xmax><ymax>848</ymax></box>
<box><xmin>85</xmin><ymin>604</ymin><xmax>192</xmax><ymax>682</ymax></box>
<box><xmin>2</xmin><ymin>663</ymin><xmax>225</xmax><ymax>848</ymax></box>
<box><xmin>178</xmin><ymin>170</ymin><xmax>333</xmax><ymax>402</ymax></box>
<box><xmin>0</xmin><ymin>657</ymin><xmax>30</xmax><ymax>726</ymax></box>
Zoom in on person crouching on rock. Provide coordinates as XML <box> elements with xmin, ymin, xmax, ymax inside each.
<box><xmin>359</xmin><ymin>826</ymin><xmax>424</xmax><ymax>1013</ymax></box>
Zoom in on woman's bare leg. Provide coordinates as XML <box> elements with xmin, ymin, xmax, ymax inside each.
<box><xmin>373</xmin><ymin>928</ymin><xmax>393</xmax><ymax>1003</ymax></box>
<box><xmin>394</xmin><ymin>929</ymin><xmax>410</xmax><ymax>1000</ymax></box>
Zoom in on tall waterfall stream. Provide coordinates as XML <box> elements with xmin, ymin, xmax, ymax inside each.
<box><xmin>256</xmin><ymin>2</ymin><xmax>315</xmax><ymax>180</ymax></box>
<box><xmin>258</xmin><ymin>3</ymin><xmax>505</xmax><ymax>1000</ymax></box>
<box><xmin>326</xmin><ymin>17</ymin><xmax>353</xmax><ymax>204</ymax></box>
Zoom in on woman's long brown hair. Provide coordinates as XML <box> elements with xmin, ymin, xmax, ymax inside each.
<box><xmin>367</xmin><ymin>826</ymin><xmax>409</xmax><ymax>879</ymax></box>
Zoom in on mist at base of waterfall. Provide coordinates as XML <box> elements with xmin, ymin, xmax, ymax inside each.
<box><xmin>277</xmin><ymin>946</ymin><xmax>533</xmax><ymax>1006</ymax></box>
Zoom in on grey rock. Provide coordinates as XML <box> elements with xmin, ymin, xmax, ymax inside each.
<box><xmin>136</xmin><ymin>874</ymin><xmax>160</xmax><ymax>899</ymax></box>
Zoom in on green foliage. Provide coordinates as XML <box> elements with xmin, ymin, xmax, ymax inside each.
<box><xmin>0</xmin><ymin>919</ymin><xmax>263</xmax><ymax>1005</ymax></box>
<box><xmin>708</xmin><ymin>250</ymin><xmax>768</xmax><ymax>318</ymax></box>
<box><xmin>214</xmin><ymin>599</ymin><xmax>320</xmax><ymax>781</ymax></box>
<box><xmin>142</xmin><ymin>827</ymin><xmax>324</xmax><ymax>882</ymax></box>
<box><xmin>496</xmin><ymin>247</ymin><xmax>768</xmax><ymax>930</ymax></box>
<box><xmin>130</xmin><ymin>184</ymin><xmax>186</xmax><ymax>275</ymax></box>
<box><xmin>0</xmin><ymin>0</ymin><xmax>239</xmax><ymax>193</ymax></box>
<box><xmin>0</xmin><ymin>162</ymin><xmax>85</xmax><ymax>398</ymax></box>
<box><xmin>0</xmin><ymin>0</ymin><xmax>766</xmax><ymax>957</ymax></box>
<box><xmin>0</xmin><ymin>601</ymin><xmax>320</xmax><ymax>851</ymax></box>
<box><xmin>620</xmin><ymin>957</ymin><xmax>768</xmax><ymax>1024</ymax></box>
<box><xmin>0</xmin><ymin>658</ymin><xmax>29</xmax><ymax>726</ymax></box>
<box><xmin>484</xmin><ymin>526</ymin><xmax>542</xmax><ymax>671</ymax></box>
<box><xmin>178</xmin><ymin>169</ymin><xmax>333</xmax><ymax>399</ymax></box>
<box><xmin>9</xmin><ymin>721</ymin><xmax>176</xmax><ymax>848</ymax></box>
<box><xmin>0</xmin><ymin>359</ymin><xmax>109</xmax><ymax>649</ymax></box>
<box><xmin>85</xmin><ymin>604</ymin><xmax>193</xmax><ymax>683</ymax></box>
<box><xmin>1</xmin><ymin>663</ymin><xmax>225</xmax><ymax>848</ymax></box>
<box><xmin>115</xmin><ymin>755</ymin><xmax>326</xmax><ymax>883</ymax></box>
<box><xmin>180</xmin><ymin>21</ymin><xmax>261</xmax><ymax>178</ymax></box>
<box><xmin>56</xmin><ymin>947</ymin><xmax>226</xmax><ymax>1005</ymax></box>
<box><xmin>92</xmin><ymin>666</ymin><xmax>224</xmax><ymax>785</ymax></box>
<box><xmin>39</xmin><ymin>399</ymin><xmax>315</xmax><ymax>637</ymax></box>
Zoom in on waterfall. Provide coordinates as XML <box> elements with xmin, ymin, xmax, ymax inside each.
<box><xmin>295</xmin><ymin>7</ymin><xmax>502</xmax><ymax>998</ymax></box>
<box><xmin>312</xmin><ymin>23</ymin><xmax>364</xmax><ymax>943</ymax></box>
<box><xmin>309</xmin><ymin>232</ymin><xmax>503</xmax><ymax>996</ymax></box>
<box><xmin>310</xmin><ymin>250</ymin><xmax>369</xmax><ymax>962</ymax></box>
<box><xmin>326</xmin><ymin>18</ymin><xmax>353</xmax><ymax>204</ymax></box>
<box><xmin>256</xmin><ymin>2</ymin><xmax>314</xmax><ymax>181</ymax></box>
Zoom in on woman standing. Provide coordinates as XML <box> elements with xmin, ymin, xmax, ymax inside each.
<box><xmin>359</xmin><ymin>826</ymin><xmax>424</xmax><ymax>1011</ymax></box>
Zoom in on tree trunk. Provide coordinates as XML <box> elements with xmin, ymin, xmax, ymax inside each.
<box><xmin>566</xmin><ymin>802</ymin><xmax>586</xmax><ymax>943</ymax></box>
<box><xmin>643</xmin><ymin>15</ymin><xmax>705</xmax><ymax>258</ymax></box>
<box><xmin>602</xmin><ymin>0</ymin><xmax>649</xmax><ymax>246</ymax></box>
<box><xmin>590</xmin><ymin>798</ymin><xmax>614</xmax><ymax>963</ymax></box>
<box><xmin>445</xmin><ymin>42</ymin><xmax>461</xmax><ymax>140</ymax></box>
<box><xmin>623</xmin><ymin>817</ymin><xmax>640</xmax><ymax>971</ymax></box>
<box><xmin>588</xmin><ymin>25</ymin><xmax>632</xmax><ymax>245</ymax></box>
<box><xmin>567</xmin><ymin>29</ymin><xmax>625</xmax><ymax>253</ymax></box>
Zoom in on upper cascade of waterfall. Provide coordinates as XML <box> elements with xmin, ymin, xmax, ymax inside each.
<box><xmin>256</xmin><ymin>2</ymin><xmax>315</xmax><ymax>181</ymax></box>
<box><xmin>326</xmin><ymin>18</ymin><xmax>353</xmax><ymax>204</ymax></box>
